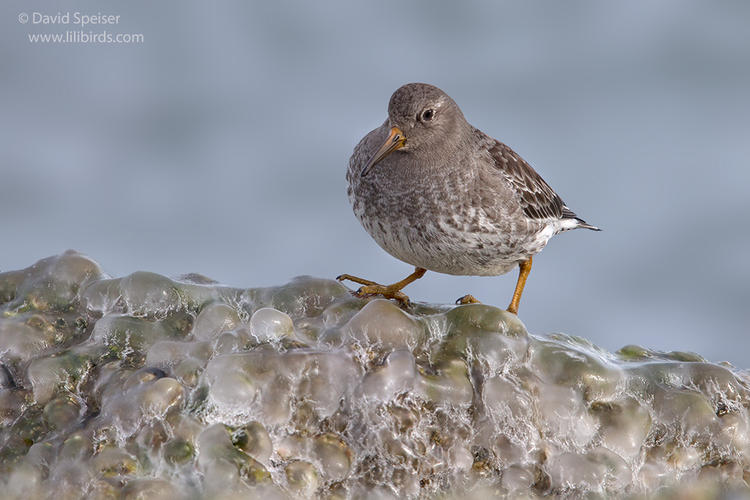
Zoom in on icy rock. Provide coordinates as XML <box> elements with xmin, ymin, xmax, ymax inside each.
<box><xmin>3</xmin><ymin>252</ymin><xmax>750</xmax><ymax>498</ymax></box>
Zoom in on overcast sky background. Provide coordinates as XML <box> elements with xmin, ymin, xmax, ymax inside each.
<box><xmin>2</xmin><ymin>1</ymin><xmax>749</xmax><ymax>365</ymax></box>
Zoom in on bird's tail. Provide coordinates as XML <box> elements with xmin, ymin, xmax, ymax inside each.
<box><xmin>576</xmin><ymin>219</ymin><xmax>601</xmax><ymax>231</ymax></box>
<box><xmin>562</xmin><ymin>207</ymin><xmax>602</xmax><ymax>231</ymax></box>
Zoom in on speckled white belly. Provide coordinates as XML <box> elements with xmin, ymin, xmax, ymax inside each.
<box><xmin>355</xmin><ymin>204</ymin><xmax>554</xmax><ymax>276</ymax></box>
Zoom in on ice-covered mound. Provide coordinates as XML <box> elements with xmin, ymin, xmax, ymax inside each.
<box><xmin>1</xmin><ymin>251</ymin><xmax>749</xmax><ymax>499</ymax></box>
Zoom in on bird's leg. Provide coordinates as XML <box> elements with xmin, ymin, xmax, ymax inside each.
<box><xmin>337</xmin><ymin>267</ymin><xmax>427</xmax><ymax>306</ymax></box>
<box><xmin>507</xmin><ymin>257</ymin><xmax>533</xmax><ymax>315</ymax></box>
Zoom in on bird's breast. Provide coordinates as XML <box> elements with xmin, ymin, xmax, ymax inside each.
<box><xmin>349</xmin><ymin>174</ymin><xmax>547</xmax><ymax>276</ymax></box>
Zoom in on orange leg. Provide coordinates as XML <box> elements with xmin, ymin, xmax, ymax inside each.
<box><xmin>507</xmin><ymin>257</ymin><xmax>533</xmax><ymax>315</ymax></box>
<box><xmin>337</xmin><ymin>267</ymin><xmax>427</xmax><ymax>306</ymax></box>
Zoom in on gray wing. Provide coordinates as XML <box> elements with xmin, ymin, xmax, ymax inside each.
<box><xmin>484</xmin><ymin>137</ymin><xmax>565</xmax><ymax>220</ymax></box>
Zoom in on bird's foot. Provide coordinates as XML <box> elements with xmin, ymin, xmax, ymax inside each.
<box><xmin>337</xmin><ymin>274</ymin><xmax>411</xmax><ymax>306</ymax></box>
<box><xmin>336</xmin><ymin>273</ymin><xmax>378</xmax><ymax>287</ymax></box>
<box><xmin>455</xmin><ymin>294</ymin><xmax>481</xmax><ymax>305</ymax></box>
<box><xmin>355</xmin><ymin>283</ymin><xmax>411</xmax><ymax>306</ymax></box>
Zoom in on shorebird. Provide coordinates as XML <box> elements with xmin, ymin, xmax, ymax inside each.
<box><xmin>338</xmin><ymin>83</ymin><xmax>599</xmax><ymax>313</ymax></box>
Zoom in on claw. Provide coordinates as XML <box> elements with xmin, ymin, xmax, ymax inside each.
<box><xmin>456</xmin><ymin>294</ymin><xmax>480</xmax><ymax>305</ymax></box>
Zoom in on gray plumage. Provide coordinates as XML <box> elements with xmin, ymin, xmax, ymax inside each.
<box><xmin>346</xmin><ymin>83</ymin><xmax>599</xmax><ymax>278</ymax></box>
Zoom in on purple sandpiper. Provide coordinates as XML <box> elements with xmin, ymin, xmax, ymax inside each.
<box><xmin>338</xmin><ymin>83</ymin><xmax>599</xmax><ymax>313</ymax></box>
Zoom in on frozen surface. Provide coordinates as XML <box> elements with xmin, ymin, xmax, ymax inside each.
<box><xmin>1</xmin><ymin>251</ymin><xmax>749</xmax><ymax>499</ymax></box>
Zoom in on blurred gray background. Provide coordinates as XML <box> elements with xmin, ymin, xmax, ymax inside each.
<box><xmin>2</xmin><ymin>1</ymin><xmax>749</xmax><ymax>364</ymax></box>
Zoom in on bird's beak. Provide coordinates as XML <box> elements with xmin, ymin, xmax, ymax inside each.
<box><xmin>361</xmin><ymin>126</ymin><xmax>406</xmax><ymax>177</ymax></box>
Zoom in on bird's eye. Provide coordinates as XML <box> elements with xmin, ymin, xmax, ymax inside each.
<box><xmin>420</xmin><ymin>108</ymin><xmax>435</xmax><ymax>122</ymax></box>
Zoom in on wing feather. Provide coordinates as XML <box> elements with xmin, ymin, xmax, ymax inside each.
<box><xmin>485</xmin><ymin>138</ymin><xmax>564</xmax><ymax>221</ymax></box>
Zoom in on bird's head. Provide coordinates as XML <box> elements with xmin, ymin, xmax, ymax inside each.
<box><xmin>362</xmin><ymin>83</ymin><xmax>468</xmax><ymax>176</ymax></box>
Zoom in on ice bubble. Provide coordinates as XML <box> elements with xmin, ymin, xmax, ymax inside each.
<box><xmin>443</xmin><ymin>303</ymin><xmax>527</xmax><ymax>339</ymax></box>
<box><xmin>276</xmin><ymin>433</ymin><xmax>307</xmax><ymax>461</ymax></box>
<box><xmin>0</xmin><ymin>321</ymin><xmax>51</xmax><ymax>363</ymax></box>
<box><xmin>59</xmin><ymin>431</ymin><xmax>92</xmax><ymax>461</ymax></box>
<box><xmin>545</xmin><ymin>448</ymin><xmax>629</xmax><ymax>492</ymax></box>
<box><xmin>1</xmin><ymin>251</ymin><xmax>101</xmax><ymax>313</ymax></box>
<box><xmin>163</xmin><ymin>437</ymin><xmax>195</xmax><ymax>465</ymax></box>
<box><xmin>48</xmin><ymin>462</ymin><xmax>93</xmax><ymax>500</ymax></box>
<box><xmin>263</xmin><ymin>276</ymin><xmax>350</xmax><ymax>318</ymax></box>
<box><xmin>92</xmin><ymin>314</ymin><xmax>184</xmax><ymax>362</ymax></box>
<box><xmin>201</xmin><ymin>458</ymin><xmax>241</xmax><ymax>495</ymax></box>
<box><xmin>121</xmin><ymin>479</ymin><xmax>185</xmax><ymax>500</ymax></box>
<box><xmin>4</xmin><ymin>461</ymin><xmax>42</xmax><ymax>499</ymax></box>
<box><xmin>361</xmin><ymin>349</ymin><xmax>417</xmax><ymax>401</ymax></box>
<box><xmin>42</xmin><ymin>393</ymin><xmax>83</xmax><ymax>430</ymax></box>
<box><xmin>204</xmin><ymin>351</ymin><xmax>357</xmax><ymax>423</ymax></box>
<box><xmin>145</xmin><ymin>339</ymin><xmax>212</xmax><ymax>368</ymax></box>
<box><xmin>193</xmin><ymin>302</ymin><xmax>241</xmax><ymax>341</ymax></box>
<box><xmin>500</xmin><ymin>464</ymin><xmax>535</xmax><ymax>493</ymax></box>
<box><xmin>91</xmin><ymin>447</ymin><xmax>139</xmax><ymax>477</ymax></box>
<box><xmin>285</xmin><ymin>459</ymin><xmax>320</xmax><ymax>495</ymax></box>
<box><xmin>233</xmin><ymin>421</ymin><xmax>273</xmax><ymax>466</ymax></box>
<box><xmin>214</xmin><ymin>330</ymin><xmax>247</xmax><ymax>354</ymax></box>
<box><xmin>531</xmin><ymin>335</ymin><xmax>623</xmax><ymax>401</ymax></box>
<box><xmin>122</xmin><ymin>366</ymin><xmax>167</xmax><ymax>390</ymax></box>
<box><xmin>344</xmin><ymin>299</ymin><xmax>423</xmax><ymax>350</ymax></box>
<box><xmin>120</xmin><ymin>271</ymin><xmax>183</xmax><ymax>317</ymax></box>
<box><xmin>651</xmin><ymin>387</ymin><xmax>718</xmax><ymax>438</ymax></box>
<box><xmin>27</xmin><ymin>350</ymin><xmax>93</xmax><ymax>404</ymax></box>
<box><xmin>140</xmin><ymin>377</ymin><xmax>185</xmax><ymax>416</ymax></box>
<box><xmin>591</xmin><ymin>398</ymin><xmax>651</xmax><ymax>460</ymax></box>
<box><xmin>416</xmin><ymin>358</ymin><xmax>473</xmax><ymax>406</ymax></box>
<box><xmin>203</xmin><ymin>354</ymin><xmax>261</xmax><ymax>413</ymax></box>
<box><xmin>535</xmin><ymin>382</ymin><xmax>598</xmax><ymax>448</ymax></box>
<box><xmin>312</xmin><ymin>433</ymin><xmax>352</xmax><ymax>481</ymax></box>
<box><xmin>197</xmin><ymin>424</ymin><xmax>271</xmax><ymax>489</ymax></box>
<box><xmin>172</xmin><ymin>357</ymin><xmax>206</xmax><ymax>387</ymax></box>
<box><xmin>80</xmin><ymin>276</ymin><xmax>124</xmax><ymax>315</ymax></box>
<box><xmin>249</xmin><ymin>307</ymin><xmax>294</xmax><ymax>342</ymax></box>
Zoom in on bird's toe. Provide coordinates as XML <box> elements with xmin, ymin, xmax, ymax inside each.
<box><xmin>456</xmin><ymin>294</ymin><xmax>481</xmax><ymax>305</ymax></box>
